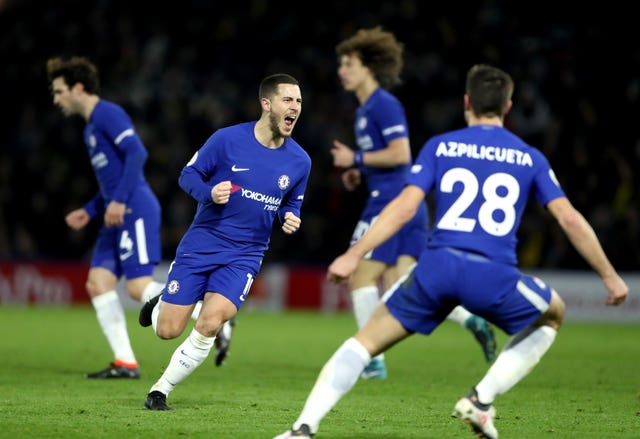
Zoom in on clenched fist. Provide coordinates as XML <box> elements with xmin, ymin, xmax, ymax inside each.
<box><xmin>282</xmin><ymin>211</ymin><xmax>301</xmax><ymax>234</ymax></box>
<box><xmin>211</xmin><ymin>180</ymin><xmax>232</xmax><ymax>204</ymax></box>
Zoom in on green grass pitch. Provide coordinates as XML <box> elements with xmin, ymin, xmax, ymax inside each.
<box><xmin>0</xmin><ymin>306</ymin><xmax>638</xmax><ymax>438</ymax></box>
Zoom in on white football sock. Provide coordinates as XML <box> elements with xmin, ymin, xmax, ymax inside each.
<box><xmin>140</xmin><ymin>280</ymin><xmax>164</xmax><ymax>303</ymax></box>
<box><xmin>150</xmin><ymin>328</ymin><xmax>214</xmax><ymax>396</ymax></box>
<box><xmin>151</xmin><ymin>297</ymin><xmax>162</xmax><ymax>333</ymax></box>
<box><xmin>92</xmin><ymin>290</ymin><xmax>136</xmax><ymax>364</ymax></box>
<box><xmin>351</xmin><ymin>286</ymin><xmax>383</xmax><ymax>361</ymax></box>
<box><xmin>475</xmin><ymin>325</ymin><xmax>557</xmax><ymax>404</ymax></box>
<box><xmin>293</xmin><ymin>337</ymin><xmax>371</xmax><ymax>434</ymax></box>
<box><xmin>446</xmin><ymin>305</ymin><xmax>473</xmax><ymax>326</ymax></box>
<box><xmin>191</xmin><ymin>301</ymin><xmax>202</xmax><ymax>320</ymax></box>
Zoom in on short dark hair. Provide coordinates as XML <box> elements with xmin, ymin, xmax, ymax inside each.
<box><xmin>465</xmin><ymin>64</ymin><xmax>514</xmax><ymax>118</ymax></box>
<box><xmin>259</xmin><ymin>73</ymin><xmax>299</xmax><ymax>100</ymax></box>
<box><xmin>335</xmin><ymin>26</ymin><xmax>403</xmax><ymax>90</ymax></box>
<box><xmin>46</xmin><ymin>56</ymin><xmax>101</xmax><ymax>94</ymax></box>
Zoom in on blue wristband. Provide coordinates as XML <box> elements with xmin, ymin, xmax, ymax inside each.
<box><xmin>353</xmin><ymin>150</ymin><xmax>364</xmax><ymax>167</ymax></box>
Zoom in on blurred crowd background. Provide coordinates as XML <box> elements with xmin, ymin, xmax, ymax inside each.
<box><xmin>1</xmin><ymin>1</ymin><xmax>638</xmax><ymax>270</ymax></box>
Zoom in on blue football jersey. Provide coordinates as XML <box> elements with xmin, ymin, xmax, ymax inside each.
<box><xmin>83</xmin><ymin>100</ymin><xmax>150</xmax><ymax>206</ymax></box>
<box><xmin>408</xmin><ymin>125</ymin><xmax>565</xmax><ymax>265</ymax></box>
<box><xmin>355</xmin><ymin>87</ymin><xmax>411</xmax><ymax>204</ymax></box>
<box><xmin>82</xmin><ymin>99</ymin><xmax>162</xmax><ymax>275</ymax></box>
<box><xmin>176</xmin><ymin>121</ymin><xmax>311</xmax><ymax>265</ymax></box>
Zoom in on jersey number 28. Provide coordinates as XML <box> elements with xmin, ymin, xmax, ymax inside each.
<box><xmin>436</xmin><ymin>167</ymin><xmax>519</xmax><ymax>236</ymax></box>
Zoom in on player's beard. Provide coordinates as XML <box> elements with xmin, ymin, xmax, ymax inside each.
<box><xmin>268</xmin><ymin>112</ymin><xmax>291</xmax><ymax>140</ymax></box>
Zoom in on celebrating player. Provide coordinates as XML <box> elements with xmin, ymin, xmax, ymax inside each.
<box><xmin>139</xmin><ymin>73</ymin><xmax>311</xmax><ymax>411</ymax></box>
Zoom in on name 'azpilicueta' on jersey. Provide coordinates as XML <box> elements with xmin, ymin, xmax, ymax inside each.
<box><xmin>435</xmin><ymin>141</ymin><xmax>533</xmax><ymax>167</ymax></box>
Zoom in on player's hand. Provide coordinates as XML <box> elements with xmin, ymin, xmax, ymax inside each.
<box><xmin>327</xmin><ymin>252</ymin><xmax>359</xmax><ymax>284</ymax></box>
<box><xmin>65</xmin><ymin>208</ymin><xmax>90</xmax><ymax>231</ymax></box>
<box><xmin>104</xmin><ymin>201</ymin><xmax>126</xmax><ymax>227</ymax></box>
<box><xmin>341</xmin><ymin>168</ymin><xmax>361</xmax><ymax>191</ymax></box>
<box><xmin>331</xmin><ymin>140</ymin><xmax>356</xmax><ymax>168</ymax></box>
<box><xmin>211</xmin><ymin>180</ymin><xmax>232</xmax><ymax>204</ymax></box>
<box><xmin>602</xmin><ymin>273</ymin><xmax>629</xmax><ymax>306</ymax></box>
<box><xmin>282</xmin><ymin>211</ymin><xmax>301</xmax><ymax>234</ymax></box>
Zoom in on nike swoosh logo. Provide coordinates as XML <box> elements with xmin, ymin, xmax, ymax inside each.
<box><xmin>180</xmin><ymin>349</ymin><xmax>198</xmax><ymax>361</ymax></box>
<box><xmin>231</xmin><ymin>165</ymin><xmax>250</xmax><ymax>172</ymax></box>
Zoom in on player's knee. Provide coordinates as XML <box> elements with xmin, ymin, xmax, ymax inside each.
<box><xmin>85</xmin><ymin>279</ymin><xmax>107</xmax><ymax>297</ymax></box>
<box><xmin>156</xmin><ymin>323</ymin><xmax>183</xmax><ymax>340</ymax></box>
<box><xmin>194</xmin><ymin>315</ymin><xmax>224</xmax><ymax>338</ymax></box>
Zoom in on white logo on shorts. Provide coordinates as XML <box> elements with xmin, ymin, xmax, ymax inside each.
<box><xmin>167</xmin><ymin>280</ymin><xmax>180</xmax><ymax>294</ymax></box>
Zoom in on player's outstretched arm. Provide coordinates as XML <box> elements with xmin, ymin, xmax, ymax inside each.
<box><xmin>547</xmin><ymin>197</ymin><xmax>628</xmax><ymax>305</ymax></box>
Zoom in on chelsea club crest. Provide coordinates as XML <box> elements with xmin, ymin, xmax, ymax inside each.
<box><xmin>278</xmin><ymin>175</ymin><xmax>290</xmax><ymax>190</ymax></box>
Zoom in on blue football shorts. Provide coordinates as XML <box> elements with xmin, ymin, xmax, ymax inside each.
<box><xmin>384</xmin><ymin>246</ymin><xmax>552</xmax><ymax>336</ymax></box>
<box><xmin>160</xmin><ymin>257</ymin><xmax>259</xmax><ymax>310</ymax></box>
<box><xmin>91</xmin><ymin>192</ymin><xmax>161</xmax><ymax>280</ymax></box>
<box><xmin>351</xmin><ymin>201</ymin><xmax>429</xmax><ymax>264</ymax></box>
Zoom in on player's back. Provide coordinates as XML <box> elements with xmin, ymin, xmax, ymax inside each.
<box><xmin>411</xmin><ymin>124</ymin><xmax>564</xmax><ymax>265</ymax></box>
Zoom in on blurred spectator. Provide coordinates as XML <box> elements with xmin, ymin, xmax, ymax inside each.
<box><xmin>0</xmin><ymin>1</ymin><xmax>638</xmax><ymax>270</ymax></box>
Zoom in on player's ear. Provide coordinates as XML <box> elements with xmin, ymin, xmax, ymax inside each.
<box><xmin>71</xmin><ymin>82</ymin><xmax>85</xmax><ymax>95</ymax></box>
<box><xmin>504</xmin><ymin>99</ymin><xmax>513</xmax><ymax>115</ymax></box>
<box><xmin>260</xmin><ymin>97</ymin><xmax>271</xmax><ymax>112</ymax></box>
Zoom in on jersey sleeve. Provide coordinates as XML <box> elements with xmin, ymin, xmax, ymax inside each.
<box><xmin>531</xmin><ymin>151</ymin><xmax>566</xmax><ymax>206</ymax></box>
<box><xmin>406</xmin><ymin>138</ymin><xmax>437</xmax><ymax>193</ymax></box>
<box><xmin>83</xmin><ymin>192</ymin><xmax>106</xmax><ymax>218</ymax></box>
<box><xmin>178</xmin><ymin>133</ymin><xmax>220</xmax><ymax>204</ymax></box>
<box><xmin>95</xmin><ymin>105</ymin><xmax>148</xmax><ymax>203</ymax></box>
<box><xmin>111</xmin><ymin>135</ymin><xmax>148</xmax><ymax>203</ymax></box>
<box><xmin>278</xmin><ymin>155</ymin><xmax>311</xmax><ymax>224</ymax></box>
<box><xmin>370</xmin><ymin>96</ymin><xmax>409</xmax><ymax>144</ymax></box>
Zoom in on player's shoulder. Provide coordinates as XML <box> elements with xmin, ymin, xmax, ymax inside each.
<box><xmin>96</xmin><ymin>99</ymin><xmax>127</xmax><ymax>116</ymax></box>
<box><xmin>92</xmin><ymin>99</ymin><xmax>130</xmax><ymax>125</ymax></box>
<box><xmin>376</xmin><ymin>87</ymin><xmax>397</xmax><ymax>99</ymax></box>
<box><xmin>203</xmin><ymin>122</ymin><xmax>253</xmax><ymax>147</ymax></box>
<box><xmin>498</xmin><ymin>129</ymin><xmax>548</xmax><ymax>162</ymax></box>
<box><xmin>285</xmin><ymin>138</ymin><xmax>312</xmax><ymax>166</ymax></box>
<box><xmin>214</xmin><ymin>121</ymin><xmax>252</xmax><ymax>136</ymax></box>
<box><xmin>370</xmin><ymin>88</ymin><xmax>403</xmax><ymax>108</ymax></box>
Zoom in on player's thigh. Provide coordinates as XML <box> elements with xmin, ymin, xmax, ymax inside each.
<box><xmin>86</xmin><ymin>266</ymin><xmax>119</xmax><ymax>296</ymax></box>
<box><xmin>351</xmin><ymin>258</ymin><xmax>387</xmax><ymax>289</ymax></box>
<box><xmin>157</xmin><ymin>300</ymin><xmax>194</xmax><ymax>338</ymax></box>
<box><xmin>356</xmin><ymin>302</ymin><xmax>411</xmax><ymax>356</ymax></box>
<box><xmin>125</xmin><ymin>275</ymin><xmax>155</xmax><ymax>301</ymax></box>
<box><xmin>195</xmin><ymin>292</ymin><xmax>238</xmax><ymax>337</ymax></box>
